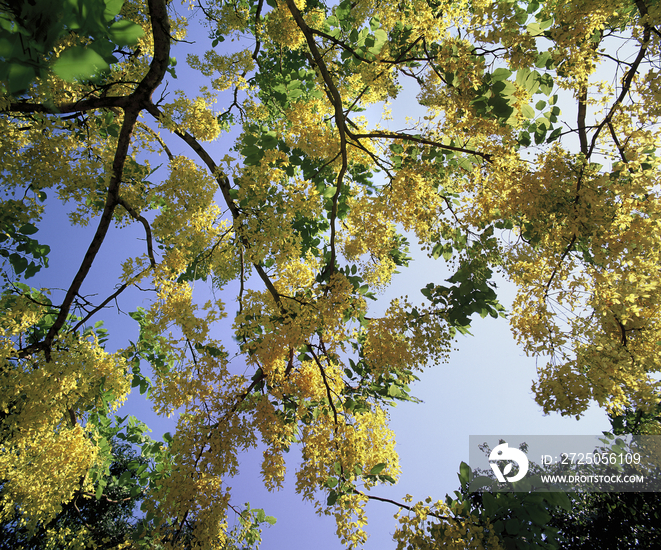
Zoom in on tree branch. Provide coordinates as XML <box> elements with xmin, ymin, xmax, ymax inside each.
<box><xmin>117</xmin><ymin>197</ymin><xmax>157</xmax><ymax>268</ymax></box>
<box><xmin>285</xmin><ymin>0</ymin><xmax>348</xmax><ymax>281</ymax></box>
<box><xmin>587</xmin><ymin>26</ymin><xmax>650</xmax><ymax>157</ymax></box>
<box><xmin>347</xmin><ymin>129</ymin><xmax>493</xmax><ymax>162</ymax></box>
<box><xmin>31</xmin><ymin>0</ymin><xmax>172</xmax><ymax>359</ymax></box>
<box><xmin>144</xmin><ymin>101</ymin><xmax>283</xmax><ymax>307</ymax></box>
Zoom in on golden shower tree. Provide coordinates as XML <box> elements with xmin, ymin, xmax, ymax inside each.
<box><xmin>1</xmin><ymin>0</ymin><xmax>660</xmax><ymax>547</ymax></box>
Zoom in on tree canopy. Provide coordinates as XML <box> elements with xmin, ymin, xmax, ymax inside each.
<box><xmin>1</xmin><ymin>0</ymin><xmax>661</xmax><ymax>547</ymax></box>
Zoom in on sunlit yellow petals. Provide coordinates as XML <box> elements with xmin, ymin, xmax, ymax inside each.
<box><xmin>393</xmin><ymin>498</ymin><xmax>503</xmax><ymax>550</ymax></box>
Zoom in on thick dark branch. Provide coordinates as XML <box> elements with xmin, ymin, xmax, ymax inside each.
<box><xmin>576</xmin><ymin>32</ymin><xmax>599</xmax><ymax>157</ymax></box>
<box><xmin>253</xmin><ymin>0</ymin><xmax>264</xmax><ymax>59</ymax></box>
<box><xmin>42</xmin><ymin>109</ymin><xmax>137</xmax><ymax>356</ymax></box>
<box><xmin>39</xmin><ymin>0</ymin><xmax>172</xmax><ymax>357</ymax></box>
<box><xmin>577</xmin><ymin>86</ymin><xmax>589</xmax><ymax>156</ymax></box>
<box><xmin>144</xmin><ymin>102</ymin><xmax>238</xmax><ymax>216</ymax></box>
<box><xmin>608</xmin><ymin>121</ymin><xmax>628</xmax><ymax>164</ymax></box>
<box><xmin>133</xmin><ymin>0</ymin><xmax>172</xmax><ymax>98</ymax></box>
<box><xmin>6</xmin><ymin>96</ymin><xmax>130</xmax><ymax>115</ymax></box>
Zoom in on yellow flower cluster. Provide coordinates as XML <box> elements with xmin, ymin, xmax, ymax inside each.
<box><xmin>187</xmin><ymin>50</ymin><xmax>254</xmax><ymax>92</ymax></box>
<box><xmin>340</xmin><ymin>193</ymin><xmax>398</xmax><ymax>289</ymax></box>
<box><xmin>394</xmin><ymin>498</ymin><xmax>503</xmax><ymax>550</ymax></box>
<box><xmin>158</xmin><ymin>92</ymin><xmax>221</xmax><ymax>141</ymax></box>
<box><xmin>235</xmin><ymin>274</ymin><xmax>356</xmax><ymax>382</ymax></box>
<box><xmin>265</xmin><ymin>0</ymin><xmax>307</xmax><ymax>50</ymax></box>
<box><xmin>364</xmin><ymin>298</ymin><xmax>454</xmax><ymax>377</ymax></box>
<box><xmin>296</xmin><ymin>406</ymin><xmax>399</xmax><ymax>547</ymax></box>
<box><xmin>0</xmin><ymin>333</ymin><xmax>130</xmax><ymax>531</ymax></box>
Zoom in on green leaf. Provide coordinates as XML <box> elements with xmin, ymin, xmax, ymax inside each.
<box><xmin>108</xmin><ymin>19</ymin><xmax>144</xmax><ymax>46</ymax></box>
<box><xmin>545</xmin><ymin>492</ymin><xmax>572</xmax><ymax>511</ymax></box>
<box><xmin>9</xmin><ymin>254</ymin><xmax>28</xmax><ymax>274</ymax></box>
<box><xmin>104</xmin><ymin>0</ymin><xmax>125</xmax><ymax>20</ymax></box>
<box><xmin>286</xmin><ymin>88</ymin><xmax>301</xmax><ymax>100</ymax></box>
<box><xmin>506</xmin><ymin>518</ymin><xmax>520</xmax><ymax>535</ymax></box>
<box><xmin>458</xmin><ymin>461</ymin><xmax>471</xmax><ymax>485</ymax></box>
<box><xmin>491</xmin><ymin>68</ymin><xmax>512</xmax><ymax>81</ymax></box>
<box><xmin>52</xmin><ymin>47</ymin><xmax>108</xmax><ymax>82</ymax></box>
<box><xmin>373</xmin><ymin>29</ymin><xmax>387</xmax><ymax>45</ymax></box>
<box><xmin>490</xmin><ymin>98</ymin><xmax>514</xmax><ymax>121</ymax></box>
<box><xmin>534</xmin><ymin>124</ymin><xmax>547</xmax><ymax>145</ymax></box>
<box><xmin>18</xmin><ymin>223</ymin><xmax>38</xmax><ymax>235</ymax></box>
<box><xmin>118</xmin><ymin>471</ymin><xmax>132</xmax><ymax>485</ymax></box>
<box><xmin>482</xmin><ymin>492</ymin><xmax>498</xmax><ymax>515</ymax></box>
<box><xmin>518</xmin><ymin>131</ymin><xmax>531</xmax><ymax>147</ymax></box>
<box><xmin>24</xmin><ymin>263</ymin><xmax>39</xmax><ymax>278</ymax></box>
<box><xmin>95</xmin><ymin>480</ymin><xmax>106</xmax><ymax>500</ymax></box>
<box><xmin>538</xmin><ymin>73</ymin><xmax>554</xmax><ymax>95</ymax></box>
<box><xmin>546</xmin><ymin>127</ymin><xmax>562</xmax><ymax>143</ymax></box>
<box><xmin>527</xmin><ymin>22</ymin><xmax>543</xmax><ymax>34</ymax></box>
<box><xmin>538</xmin><ymin>18</ymin><xmax>553</xmax><ymax>30</ymax></box>
<box><xmin>515</xmin><ymin>67</ymin><xmax>531</xmax><ymax>87</ymax></box>
<box><xmin>493</xmin><ymin>80</ymin><xmax>516</xmax><ymax>97</ymax></box>
<box><xmin>5</xmin><ymin>63</ymin><xmax>37</xmax><ymax>94</ymax></box>
<box><xmin>521</xmin><ymin>105</ymin><xmax>535</xmax><ymax>119</ymax></box>
<box><xmin>535</xmin><ymin>51</ymin><xmax>552</xmax><ymax>69</ymax></box>
<box><xmin>369</xmin><ymin>463</ymin><xmax>386</xmax><ymax>475</ymax></box>
<box><xmin>527</xmin><ymin>505</ymin><xmax>551</xmax><ymax>525</ymax></box>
